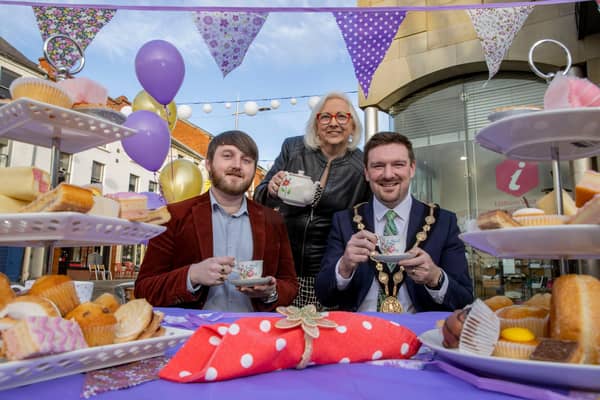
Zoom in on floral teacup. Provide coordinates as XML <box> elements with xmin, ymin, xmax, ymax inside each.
<box><xmin>234</xmin><ymin>260</ymin><xmax>264</xmax><ymax>280</ymax></box>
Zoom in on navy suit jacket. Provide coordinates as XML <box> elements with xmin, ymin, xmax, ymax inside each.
<box><xmin>315</xmin><ymin>196</ymin><xmax>473</xmax><ymax>312</ymax></box>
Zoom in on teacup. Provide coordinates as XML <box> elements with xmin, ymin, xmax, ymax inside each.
<box><xmin>278</xmin><ymin>170</ymin><xmax>319</xmax><ymax>207</ymax></box>
<box><xmin>233</xmin><ymin>260</ymin><xmax>263</xmax><ymax>280</ymax></box>
<box><xmin>10</xmin><ymin>279</ymin><xmax>94</xmax><ymax>303</ymax></box>
<box><xmin>378</xmin><ymin>235</ymin><xmax>405</xmax><ymax>255</ymax></box>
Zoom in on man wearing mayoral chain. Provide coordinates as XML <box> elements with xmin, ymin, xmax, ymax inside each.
<box><xmin>316</xmin><ymin>132</ymin><xmax>473</xmax><ymax>313</ymax></box>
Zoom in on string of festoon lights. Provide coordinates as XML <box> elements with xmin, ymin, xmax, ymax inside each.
<box><xmin>119</xmin><ymin>90</ymin><xmax>358</xmax><ymax>120</ymax></box>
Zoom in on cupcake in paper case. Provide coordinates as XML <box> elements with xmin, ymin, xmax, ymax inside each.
<box><xmin>496</xmin><ymin>305</ymin><xmax>549</xmax><ymax>337</ymax></box>
<box><xmin>458</xmin><ymin>299</ymin><xmax>501</xmax><ymax>356</ymax></box>
<box><xmin>493</xmin><ymin>327</ymin><xmax>539</xmax><ymax>360</ymax></box>
<box><xmin>9</xmin><ymin>77</ymin><xmax>74</xmax><ymax>108</ymax></box>
<box><xmin>29</xmin><ymin>274</ymin><xmax>80</xmax><ymax>316</ymax></box>
<box><xmin>66</xmin><ymin>302</ymin><xmax>117</xmax><ymax>347</ymax></box>
<box><xmin>511</xmin><ymin>208</ymin><xmax>569</xmax><ymax>226</ymax></box>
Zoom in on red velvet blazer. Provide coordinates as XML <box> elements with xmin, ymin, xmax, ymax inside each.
<box><xmin>134</xmin><ymin>192</ymin><xmax>298</xmax><ymax>311</ymax></box>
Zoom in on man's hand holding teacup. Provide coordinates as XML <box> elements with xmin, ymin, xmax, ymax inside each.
<box><xmin>401</xmin><ymin>248</ymin><xmax>443</xmax><ymax>288</ymax></box>
<box><xmin>238</xmin><ymin>276</ymin><xmax>277</xmax><ymax>298</ymax></box>
<box><xmin>339</xmin><ymin>230</ymin><xmax>378</xmax><ymax>278</ymax></box>
<box><xmin>189</xmin><ymin>256</ymin><xmax>235</xmax><ymax>286</ymax></box>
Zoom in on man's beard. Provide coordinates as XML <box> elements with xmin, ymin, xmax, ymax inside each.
<box><xmin>210</xmin><ymin>168</ymin><xmax>252</xmax><ymax>196</ymax></box>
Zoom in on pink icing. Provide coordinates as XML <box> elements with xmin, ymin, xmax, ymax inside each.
<box><xmin>32</xmin><ymin>168</ymin><xmax>50</xmax><ymax>193</ymax></box>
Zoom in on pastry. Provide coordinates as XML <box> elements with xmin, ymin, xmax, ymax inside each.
<box><xmin>93</xmin><ymin>292</ymin><xmax>121</xmax><ymax>313</ymax></box>
<box><xmin>106</xmin><ymin>192</ymin><xmax>148</xmax><ymax>220</ymax></box>
<box><xmin>529</xmin><ymin>338</ymin><xmax>584</xmax><ymax>363</ymax></box>
<box><xmin>0</xmin><ymin>166</ymin><xmax>50</xmax><ymax>201</ymax></box>
<box><xmin>113</xmin><ymin>298</ymin><xmax>153</xmax><ymax>343</ymax></box>
<box><xmin>493</xmin><ymin>327</ymin><xmax>539</xmax><ymax>360</ymax></box>
<box><xmin>56</xmin><ymin>77</ymin><xmax>108</xmax><ymax>109</ymax></box>
<box><xmin>137</xmin><ymin>310</ymin><xmax>165</xmax><ymax>340</ymax></box>
<box><xmin>0</xmin><ymin>295</ymin><xmax>60</xmax><ymax>319</ymax></box>
<box><xmin>9</xmin><ymin>77</ymin><xmax>74</xmax><ymax>108</ymax></box>
<box><xmin>0</xmin><ymin>194</ymin><xmax>30</xmax><ymax>213</ymax></box>
<box><xmin>511</xmin><ymin>208</ymin><xmax>569</xmax><ymax>226</ymax></box>
<box><xmin>66</xmin><ymin>302</ymin><xmax>117</xmax><ymax>347</ymax></box>
<box><xmin>535</xmin><ymin>189</ymin><xmax>577</xmax><ymax>216</ymax></box>
<box><xmin>20</xmin><ymin>183</ymin><xmax>94</xmax><ymax>213</ymax></box>
<box><xmin>496</xmin><ymin>305</ymin><xmax>549</xmax><ymax>337</ymax></box>
<box><xmin>476</xmin><ymin>210</ymin><xmax>521</xmax><ymax>230</ymax></box>
<box><xmin>2</xmin><ymin>316</ymin><xmax>87</xmax><ymax>360</ymax></box>
<box><xmin>87</xmin><ymin>195</ymin><xmax>120</xmax><ymax>218</ymax></box>
<box><xmin>0</xmin><ymin>272</ymin><xmax>15</xmax><ymax>310</ymax></box>
<box><xmin>550</xmin><ymin>274</ymin><xmax>600</xmax><ymax>364</ymax></box>
<box><xmin>574</xmin><ymin>170</ymin><xmax>600</xmax><ymax>207</ymax></box>
<box><xmin>569</xmin><ymin>194</ymin><xmax>600</xmax><ymax>225</ymax></box>
<box><xmin>28</xmin><ymin>275</ymin><xmax>80</xmax><ymax>316</ymax></box>
<box><xmin>128</xmin><ymin>206</ymin><xmax>171</xmax><ymax>225</ymax></box>
<box><xmin>523</xmin><ymin>293</ymin><xmax>551</xmax><ymax>310</ymax></box>
<box><xmin>483</xmin><ymin>295</ymin><xmax>513</xmax><ymax>312</ymax></box>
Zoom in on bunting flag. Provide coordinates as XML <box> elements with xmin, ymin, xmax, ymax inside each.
<box><xmin>467</xmin><ymin>7</ymin><xmax>534</xmax><ymax>80</ymax></box>
<box><xmin>333</xmin><ymin>10</ymin><xmax>406</xmax><ymax>98</ymax></box>
<box><xmin>194</xmin><ymin>11</ymin><xmax>268</xmax><ymax>77</ymax></box>
<box><xmin>33</xmin><ymin>6</ymin><xmax>116</xmax><ymax>71</ymax></box>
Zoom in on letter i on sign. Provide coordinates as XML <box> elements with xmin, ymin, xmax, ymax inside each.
<box><xmin>508</xmin><ymin>162</ymin><xmax>526</xmax><ymax>191</ymax></box>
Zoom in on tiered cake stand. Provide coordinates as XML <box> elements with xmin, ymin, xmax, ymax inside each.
<box><xmin>0</xmin><ymin>99</ymin><xmax>166</xmax><ymax>273</ymax></box>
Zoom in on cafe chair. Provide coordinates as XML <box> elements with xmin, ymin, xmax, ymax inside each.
<box><xmin>88</xmin><ymin>263</ymin><xmax>101</xmax><ymax>280</ymax></box>
<box><xmin>97</xmin><ymin>264</ymin><xmax>113</xmax><ymax>280</ymax></box>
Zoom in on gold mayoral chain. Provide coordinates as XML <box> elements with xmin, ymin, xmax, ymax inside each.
<box><xmin>352</xmin><ymin>202</ymin><xmax>437</xmax><ymax>313</ymax></box>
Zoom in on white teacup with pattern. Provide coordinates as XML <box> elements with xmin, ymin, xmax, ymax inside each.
<box><xmin>378</xmin><ymin>235</ymin><xmax>405</xmax><ymax>255</ymax></box>
<box><xmin>233</xmin><ymin>260</ymin><xmax>264</xmax><ymax>280</ymax></box>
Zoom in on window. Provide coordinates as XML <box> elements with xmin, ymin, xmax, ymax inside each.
<box><xmin>90</xmin><ymin>161</ymin><xmax>104</xmax><ymax>184</ymax></box>
<box><xmin>148</xmin><ymin>180</ymin><xmax>158</xmax><ymax>192</ymax></box>
<box><xmin>0</xmin><ymin>139</ymin><xmax>8</xmax><ymax>167</ymax></box>
<box><xmin>128</xmin><ymin>174</ymin><xmax>139</xmax><ymax>192</ymax></box>
<box><xmin>58</xmin><ymin>152</ymin><xmax>72</xmax><ymax>184</ymax></box>
<box><xmin>0</xmin><ymin>68</ymin><xmax>19</xmax><ymax>99</ymax></box>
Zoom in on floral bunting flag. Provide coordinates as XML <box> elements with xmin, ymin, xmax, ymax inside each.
<box><xmin>33</xmin><ymin>6</ymin><xmax>116</xmax><ymax>72</ymax></box>
<box><xmin>467</xmin><ymin>7</ymin><xmax>534</xmax><ymax>80</ymax></box>
<box><xmin>194</xmin><ymin>11</ymin><xmax>268</xmax><ymax>77</ymax></box>
<box><xmin>333</xmin><ymin>10</ymin><xmax>406</xmax><ymax>98</ymax></box>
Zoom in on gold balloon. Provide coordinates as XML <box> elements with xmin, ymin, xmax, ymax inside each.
<box><xmin>132</xmin><ymin>90</ymin><xmax>178</xmax><ymax>132</ymax></box>
<box><xmin>159</xmin><ymin>159</ymin><xmax>203</xmax><ymax>203</ymax></box>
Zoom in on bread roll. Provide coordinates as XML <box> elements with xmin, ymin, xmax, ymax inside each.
<box><xmin>484</xmin><ymin>295</ymin><xmax>513</xmax><ymax>312</ymax></box>
<box><xmin>550</xmin><ymin>274</ymin><xmax>600</xmax><ymax>364</ymax></box>
<box><xmin>20</xmin><ymin>183</ymin><xmax>94</xmax><ymax>213</ymax></box>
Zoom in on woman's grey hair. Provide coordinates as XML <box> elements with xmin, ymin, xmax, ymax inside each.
<box><xmin>303</xmin><ymin>91</ymin><xmax>363</xmax><ymax>151</ymax></box>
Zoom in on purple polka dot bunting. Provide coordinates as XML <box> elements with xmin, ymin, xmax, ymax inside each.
<box><xmin>333</xmin><ymin>11</ymin><xmax>406</xmax><ymax>98</ymax></box>
<box><xmin>194</xmin><ymin>11</ymin><xmax>268</xmax><ymax>77</ymax></box>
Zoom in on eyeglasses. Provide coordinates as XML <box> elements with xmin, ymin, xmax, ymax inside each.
<box><xmin>316</xmin><ymin>112</ymin><xmax>352</xmax><ymax>125</ymax></box>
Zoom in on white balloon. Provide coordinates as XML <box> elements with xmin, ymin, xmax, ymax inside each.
<box><xmin>120</xmin><ymin>105</ymin><xmax>133</xmax><ymax>116</ymax></box>
<box><xmin>225</xmin><ymin>102</ymin><xmax>232</xmax><ymax>109</ymax></box>
<box><xmin>177</xmin><ymin>104</ymin><xmax>192</xmax><ymax>120</ymax></box>
<box><xmin>202</xmin><ymin>104</ymin><xmax>213</xmax><ymax>114</ymax></box>
<box><xmin>244</xmin><ymin>101</ymin><xmax>259</xmax><ymax>116</ymax></box>
<box><xmin>290</xmin><ymin>98</ymin><xmax>297</xmax><ymax>105</ymax></box>
<box><xmin>308</xmin><ymin>96</ymin><xmax>321</xmax><ymax>110</ymax></box>
<box><xmin>270</xmin><ymin>99</ymin><xmax>280</xmax><ymax>110</ymax></box>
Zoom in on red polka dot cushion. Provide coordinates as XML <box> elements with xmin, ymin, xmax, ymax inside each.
<box><xmin>160</xmin><ymin>311</ymin><xmax>421</xmax><ymax>383</ymax></box>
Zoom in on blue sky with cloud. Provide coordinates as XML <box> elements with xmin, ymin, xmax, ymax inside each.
<box><xmin>0</xmin><ymin>0</ymin><xmax>391</xmax><ymax>167</ymax></box>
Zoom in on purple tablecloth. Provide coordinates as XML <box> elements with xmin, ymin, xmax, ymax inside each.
<box><xmin>2</xmin><ymin>309</ymin><xmax>525</xmax><ymax>400</ymax></box>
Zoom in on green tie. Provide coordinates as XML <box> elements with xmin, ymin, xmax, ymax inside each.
<box><xmin>384</xmin><ymin>210</ymin><xmax>398</xmax><ymax>236</ymax></box>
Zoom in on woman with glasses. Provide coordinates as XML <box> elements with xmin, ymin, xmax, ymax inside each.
<box><xmin>254</xmin><ymin>92</ymin><xmax>369</xmax><ymax>309</ymax></box>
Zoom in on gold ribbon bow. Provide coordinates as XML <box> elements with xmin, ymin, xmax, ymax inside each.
<box><xmin>275</xmin><ymin>305</ymin><xmax>338</xmax><ymax>369</ymax></box>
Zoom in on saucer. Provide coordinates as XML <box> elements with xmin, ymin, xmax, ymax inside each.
<box><xmin>229</xmin><ymin>277</ymin><xmax>271</xmax><ymax>287</ymax></box>
<box><xmin>371</xmin><ymin>253</ymin><xmax>415</xmax><ymax>264</ymax></box>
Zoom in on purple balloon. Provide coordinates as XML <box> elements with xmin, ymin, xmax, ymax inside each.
<box><xmin>122</xmin><ymin>110</ymin><xmax>171</xmax><ymax>172</ymax></box>
<box><xmin>135</xmin><ymin>40</ymin><xmax>185</xmax><ymax>105</ymax></box>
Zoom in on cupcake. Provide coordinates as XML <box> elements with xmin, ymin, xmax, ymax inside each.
<box><xmin>9</xmin><ymin>77</ymin><xmax>74</xmax><ymax>108</ymax></box>
<box><xmin>0</xmin><ymin>272</ymin><xmax>15</xmax><ymax>310</ymax></box>
<box><xmin>483</xmin><ymin>295</ymin><xmax>513</xmax><ymax>312</ymax></box>
<box><xmin>93</xmin><ymin>292</ymin><xmax>121</xmax><ymax>313</ymax></box>
<box><xmin>511</xmin><ymin>208</ymin><xmax>569</xmax><ymax>226</ymax></box>
<box><xmin>493</xmin><ymin>327</ymin><xmax>539</xmax><ymax>359</ymax></box>
<box><xmin>0</xmin><ymin>295</ymin><xmax>60</xmax><ymax>318</ymax></box>
<box><xmin>496</xmin><ymin>305</ymin><xmax>549</xmax><ymax>337</ymax></box>
<box><xmin>66</xmin><ymin>302</ymin><xmax>117</xmax><ymax>347</ymax></box>
<box><xmin>28</xmin><ymin>275</ymin><xmax>80</xmax><ymax>316</ymax></box>
<box><xmin>56</xmin><ymin>77</ymin><xmax>107</xmax><ymax>109</ymax></box>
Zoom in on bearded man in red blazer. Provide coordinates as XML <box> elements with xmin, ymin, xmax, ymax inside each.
<box><xmin>135</xmin><ymin>130</ymin><xmax>298</xmax><ymax>311</ymax></box>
